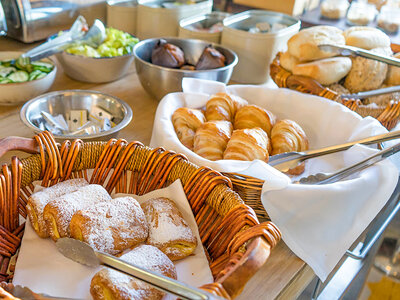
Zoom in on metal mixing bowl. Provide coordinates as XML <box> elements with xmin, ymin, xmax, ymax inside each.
<box><xmin>20</xmin><ymin>90</ymin><xmax>133</xmax><ymax>141</ymax></box>
<box><xmin>133</xmin><ymin>37</ymin><xmax>238</xmax><ymax>100</ymax></box>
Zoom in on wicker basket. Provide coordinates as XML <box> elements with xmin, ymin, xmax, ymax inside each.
<box><xmin>270</xmin><ymin>52</ymin><xmax>400</xmax><ymax>131</ymax></box>
<box><xmin>0</xmin><ymin>131</ymin><xmax>281</xmax><ymax>299</ymax></box>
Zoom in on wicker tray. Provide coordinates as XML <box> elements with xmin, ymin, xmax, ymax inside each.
<box><xmin>270</xmin><ymin>52</ymin><xmax>400</xmax><ymax>131</ymax></box>
<box><xmin>0</xmin><ymin>131</ymin><xmax>281</xmax><ymax>299</ymax></box>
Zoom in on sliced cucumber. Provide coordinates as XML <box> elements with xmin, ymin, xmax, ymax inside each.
<box><xmin>15</xmin><ymin>57</ymin><xmax>32</xmax><ymax>72</ymax></box>
<box><xmin>31</xmin><ymin>61</ymin><xmax>53</xmax><ymax>70</ymax></box>
<box><xmin>28</xmin><ymin>70</ymin><xmax>47</xmax><ymax>81</ymax></box>
<box><xmin>0</xmin><ymin>78</ymin><xmax>12</xmax><ymax>84</ymax></box>
<box><xmin>7</xmin><ymin>70</ymin><xmax>29</xmax><ymax>82</ymax></box>
<box><xmin>0</xmin><ymin>66</ymin><xmax>17</xmax><ymax>77</ymax></box>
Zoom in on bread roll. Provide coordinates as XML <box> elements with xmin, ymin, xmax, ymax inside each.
<box><xmin>344</xmin><ymin>26</ymin><xmax>391</xmax><ymax>50</ymax></box>
<box><xmin>193</xmin><ymin>120</ymin><xmax>233</xmax><ymax>161</ymax></box>
<box><xmin>26</xmin><ymin>179</ymin><xmax>89</xmax><ymax>238</ymax></box>
<box><xmin>90</xmin><ymin>245</ymin><xmax>177</xmax><ymax>300</ymax></box>
<box><xmin>223</xmin><ymin>128</ymin><xmax>270</xmax><ymax>162</ymax></box>
<box><xmin>287</xmin><ymin>26</ymin><xmax>345</xmax><ymax>62</ymax></box>
<box><xmin>385</xmin><ymin>52</ymin><xmax>400</xmax><ymax>86</ymax></box>
<box><xmin>142</xmin><ymin>197</ymin><xmax>197</xmax><ymax>261</ymax></box>
<box><xmin>344</xmin><ymin>47</ymin><xmax>391</xmax><ymax>92</ymax></box>
<box><xmin>70</xmin><ymin>196</ymin><xmax>148</xmax><ymax>255</ymax></box>
<box><xmin>280</xmin><ymin>51</ymin><xmax>300</xmax><ymax>72</ymax></box>
<box><xmin>292</xmin><ymin>57</ymin><xmax>352</xmax><ymax>85</ymax></box>
<box><xmin>205</xmin><ymin>93</ymin><xmax>248</xmax><ymax>122</ymax></box>
<box><xmin>234</xmin><ymin>105</ymin><xmax>276</xmax><ymax>137</ymax></box>
<box><xmin>171</xmin><ymin>107</ymin><xmax>205</xmax><ymax>150</ymax></box>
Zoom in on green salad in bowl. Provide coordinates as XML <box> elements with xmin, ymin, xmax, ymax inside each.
<box><xmin>65</xmin><ymin>28</ymin><xmax>139</xmax><ymax>58</ymax></box>
<box><xmin>0</xmin><ymin>59</ymin><xmax>54</xmax><ymax>84</ymax></box>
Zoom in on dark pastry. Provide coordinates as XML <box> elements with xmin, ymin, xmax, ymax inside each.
<box><xmin>195</xmin><ymin>46</ymin><xmax>226</xmax><ymax>70</ymax></box>
<box><xmin>180</xmin><ymin>64</ymin><xmax>196</xmax><ymax>70</ymax></box>
<box><xmin>151</xmin><ymin>39</ymin><xmax>185</xmax><ymax>68</ymax></box>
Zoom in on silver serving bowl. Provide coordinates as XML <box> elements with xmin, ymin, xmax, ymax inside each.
<box><xmin>20</xmin><ymin>90</ymin><xmax>133</xmax><ymax>141</ymax></box>
<box><xmin>133</xmin><ymin>37</ymin><xmax>238</xmax><ymax>100</ymax></box>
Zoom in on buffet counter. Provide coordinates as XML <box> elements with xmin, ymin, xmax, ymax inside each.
<box><xmin>0</xmin><ymin>36</ymin><xmax>315</xmax><ymax>300</ymax></box>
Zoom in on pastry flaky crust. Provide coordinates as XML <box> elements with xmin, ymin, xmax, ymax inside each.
<box><xmin>205</xmin><ymin>92</ymin><xmax>248</xmax><ymax>122</ymax></box>
<box><xmin>223</xmin><ymin>128</ymin><xmax>270</xmax><ymax>162</ymax></box>
<box><xmin>70</xmin><ymin>196</ymin><xmax>149</xmax><ymax>255</ymax></box>
<box><xmin>43</xmin><ymin>184</ymin><xmax>112</xmax><ymax>241</ymax></box>
<box><xmin>26</xmin><ymin>178</ymin><xmax>89</xmax><ymax>238</ymax></box>
<box><xmin>271</xmin><ymin>120</ymin><xmax>309</xmax><ymax>155</ymax></box>
<box><xmin>193</xmin><ymin>120</ymin><xmax>233</xmax><ymax>161</ymax></box>
<box><xmin>141</xmin><ymin>197</ymin><xmax>197</xmax><ymax>261</ymax></box>
<box><xmin>90</xmin><ymin>245</ymin><xmax>177</xmax><ymax>300</ymax></box>
<box><xmin>171</xmin><ymin>107</ymin><xmax>206</xmax><ymax>150</ymax></box>
<box><xmin>234</xmin><ymin>104</ymin><xmax>277</xmax><ymax>137</ymax></box>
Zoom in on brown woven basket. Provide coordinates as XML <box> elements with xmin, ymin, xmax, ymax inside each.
<box><xmin>0</xmin><ymin>131</ymin><xmax>281</xmax><ymax>299</ymax></box>
<box><xmin>270</xmin><ymin>52</ymin><xmax>400</xmax><ymax>131</ymax></box>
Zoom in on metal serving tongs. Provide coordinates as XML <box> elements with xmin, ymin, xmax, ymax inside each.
<box><xmin>318</xmin><ymin>44</ymin><xmax>400</xmax><ymax>67</ymax></box>
<box><xmin>56</xmin><ymin>238</ymin><xmax>225</xmax><ymax>300</ymax></box>
<box><xmin>294</xmin><ymin>141</ymin><xmax>400</xmax><ymax>185</ymax></box>
<box><xmin>269</xmin><ymin>130</ymin><xmax>400</xmax><ymax>173</ymax></box>
<box><xmin>6</xmin><ymin>16</ymin><xmax>105</xmax><ymax>67</ymax></box>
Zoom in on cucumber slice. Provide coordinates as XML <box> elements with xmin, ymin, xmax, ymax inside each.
<box><xmin>0</xmin><ymin>78</ymin><xmax>12</xmax><ymax>84</ymax></box>
<box><xmin>7</xmin><ymin>70</ymin><xmax>29</xmax><ymax>82</ymax></box>
<box><xmin>15</xmin><ymin>57</ymin><xmax>32</xmax><ymax>72</ymax></box>
<box><xmin>0</xmin><ymin>67</ymin><xmax>16</xmax><ymax>77</ymax></box>
<box><xmin>28</xmin><ymin>70</ymin><xmax>47</xmax><ymax>81</ymax></box>
<box><xmin>31</xmin><ymin>61</ymin><xmax>53</xmax><ymax>70</ymax></box>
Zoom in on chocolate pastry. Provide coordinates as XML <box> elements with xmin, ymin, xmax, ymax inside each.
<box><xmin>151</xmin><ymin>39</ymin><xmax>185</xmax><ymax>68</ymax></box>
<box><xmin>195</xmin><ymin>46</ymin><xmax>226</xmax><ymax>70</ymax></box>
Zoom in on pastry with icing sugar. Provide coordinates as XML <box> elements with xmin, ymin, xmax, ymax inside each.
<box><xmin>43</xmin><ymin>184</ymin><xmax>112</xmax><ymax>241</ymax></box>
<box><xmin>69</xmin><ymin>196</ymin><xmax>149</xmax><ymax>255</ymax></box>
<box><xmin>90</xmin><ymin>244</ymin><xmax>177</xmax><ymax>300</ymax></box>
<box><xmin>141</xmin><ymin>197</ymin><xmax>197</xmax><ymax>261</ymax></box>
<box><xmin>26</xmin><ymin>178</ymin><xmax>89</xmax><ymax>238</ymax></box>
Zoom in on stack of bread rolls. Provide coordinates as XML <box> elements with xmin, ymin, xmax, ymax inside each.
<box><xmin>280</xmin><ymin>25</ymin><xmax>399</xmax><ymax>105</ymax></box>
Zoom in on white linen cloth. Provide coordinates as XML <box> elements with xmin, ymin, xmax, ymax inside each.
<box><xmin>13</xmin><ymin>179</ymin><xmax>213</xmax><ymax>299</ymax></box>
<box><xmin>150</xmin><ymin>78</ymin><xmax>399</xmax><ymax>281</ymax></box>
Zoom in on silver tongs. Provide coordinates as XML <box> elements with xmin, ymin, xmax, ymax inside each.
<box><xmin>270</xmin><ymin>130</ymin><xmax>400</xmax><ymax>172</ymax></box>
<box><xmin>340</xmin><ymin>85</ymin><xmax>400</xmax><ymax>100</ymax></box>
<box><xmin>294</xmin><ymin>141</ymin><xmax>400</xmax><ymax>185</ymax></box>
<box><xmin>56</xmin><ymin>238</ymin><xmax>224</xmax><ymax>300</ymax></box>
<box><xmin>318</xmin><ymin>44</ymin><xmax>400</xmax><ymax>67</ymax></box>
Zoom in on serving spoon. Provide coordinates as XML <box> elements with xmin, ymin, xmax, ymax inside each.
<box><xmin>269</xmin><ymin>130</ymin><xmax>400</xmax><ymax>172</ymax></box>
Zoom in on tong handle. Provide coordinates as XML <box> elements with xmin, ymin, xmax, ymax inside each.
<box><xmin>341</xmin><ymin>85</ymin><xmax>400</xmax><ymax>100</ymax></box>
<box><xmin>354</xmin><ymin>47</ymin><xmax>400</xmax><ymax>67</ymax></box>
<box><xmin>97</xmin><ymin>252</ymin><xmax>224</xmax><ymax>300</ymax></box>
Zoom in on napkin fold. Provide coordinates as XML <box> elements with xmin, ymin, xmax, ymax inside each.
<box><xmin>150</xmin><ymin>78</ymin><xmax>399</xmax><ymax>281</ymax></box>
<box><xmin>13</xmin><ymin>179</ymin><xmax>213</xmax><ymax>299</ymax></box>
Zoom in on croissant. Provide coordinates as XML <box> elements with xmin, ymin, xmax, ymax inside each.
<box><xmin>193</xmin><ymin>120</ymin><xmax>233</xmax><ymax>161</ymax></box>
<box><xmin>205</xmin><ymin>93</ymin><xmax>248</xmax><ymax>122</ymax></box>
<box><xmin>271</xmin><ymin>120</ymin><xmax>308</xmax><ymax>155</ymax></box>
<box><xmin>172</xmin><ymin>107</ymin><xmax>206</xmax><ymax>150</ymax></box>
<box><xmin>234</xmin><ymin>105</ymin><xmax>277</xmax><ymax>137</ymax></box>
<box><xmin>223</xmin><ymin>128</ymin><xmax>270</xmax><ymax>162</ymax></box>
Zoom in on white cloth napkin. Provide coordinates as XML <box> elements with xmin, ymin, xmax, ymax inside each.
<box><xmin>150</xmin><ymin>78</ymin><xmax>399</xmax><ymax>281</ymax></box>
<box><xmin>13</xmin><ymin>179</ymin><xmax>213</xmax><ymax>299</ymax></box>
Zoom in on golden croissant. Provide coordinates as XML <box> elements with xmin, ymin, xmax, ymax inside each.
<box><xmin>271</xmin><ymin>119</ymin><xmax>309</xmax><ymax>155</ymax></box>
<box><xmin>223</xmin><ymin>128</ymin><xmax>270</xmax><ymax>162</ymax></box>
<box><xmin>205</xmin><ymin>93</ymin><xmax>248</xmax><ymax>122</ymax></box>
<box><xmin>172</xmin><ymin>107</ymin><xmax>206</xmax><ymax>150</ymax></box>
<box><xmin>194</xmin><ymin>120</ymin><xmax>233</xmax><ymax>161</ymax></box>
<box><xmin>234</xmin><ymin>104</ymin><xmax>277</xmax><ymax>137</ymax></box>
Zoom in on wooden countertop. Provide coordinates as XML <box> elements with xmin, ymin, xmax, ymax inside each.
<box><xmin>0</xmin><ymin>36</ymin><xmax>314</xmax><ymax>300</ymax></box>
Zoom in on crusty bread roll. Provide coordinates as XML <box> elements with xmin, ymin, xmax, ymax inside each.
<box><xmin>287</xmin><ymin>25</ymin><xmax>345</xmax><ymax>62</ymax></box>
<box><xmin>343</xmin><ymin>26</ymin><xmax>391</xmax><ymax>50</ymax></box>
<box><xmin>292</xmin><ymin>57</ymin><xmax>352</xmax><ymax>85</ymax></box>
<box><xmin>385</xmin><ymin>52</ymin><xmax>400</xmax><ymax>86</ymax></box>
<box><xmin>344</xmin><ymin>47</ymin><xmax>392</xmax><ymax>93</ymax></box>
<box><xmin>280</xmin><ymin>51</ymin><xmax>300</xmax><ymax>72</ymax></box>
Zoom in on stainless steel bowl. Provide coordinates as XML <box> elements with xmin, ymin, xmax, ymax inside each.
<box><xmin>20</xmin><ymin>90</ymin><xmax>133</xmax><ymax>141</ymax></box>
<box><xmin>133</xmin><ymin>37</ymin><xmax>238</xmax><ymax>100</ymax></box>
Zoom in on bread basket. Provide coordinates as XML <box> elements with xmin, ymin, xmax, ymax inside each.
<box><xmin>0</xmin><ymin>131</ymin><xmax>281</xmax><ymax>299</ymax></box>
<box><xmin>270</xmin><ymin>52</ymin><xmax>400</xmax><ymax>131</ymax></box>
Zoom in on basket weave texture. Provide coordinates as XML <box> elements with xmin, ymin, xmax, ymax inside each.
<box><xmin>270</xmin><ymin>52</ymin><xmax>400</xmax><ymax>131</ymax></box>
<box><xmin>0</xmin><ymin>131</ymin><xmax>281</xmax><ymax>299</ymax></box>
